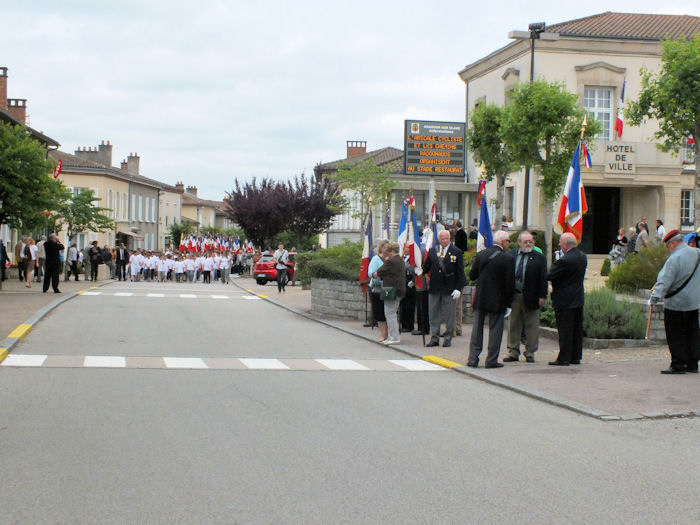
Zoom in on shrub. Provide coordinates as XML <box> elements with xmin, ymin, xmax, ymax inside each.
<box><xmin>600</xmin><ymin>257</ymin><xmax>611</xmax><ymax>276</ymax></box>
<box><xmin>539</xmin><ymin>288</ymin><xmax>646</xmax><ymax>339</ymax></box>
<box><xmin>295</xmin><ymin>241</ymin><xmax>363</xmax><ymax>285</ymax></box>
<box><xmin>583</xmin><ymin>288</ymin><xmax>646</xmax><ymax>339</ymax></box>
<box><xmin>606</xmin><ymin>243</ymin><xmax>668</xmax><ymax>292</ymax></box>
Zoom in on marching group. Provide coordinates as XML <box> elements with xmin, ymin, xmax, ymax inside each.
<box><xmin>366</xmin><ymin>221</ymin><xmax>699</xmax><ymax>375</ymax></box>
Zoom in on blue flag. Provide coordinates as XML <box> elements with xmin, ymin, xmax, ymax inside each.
<box><xmin>478</xmin><ymin>193</ymin><xmax>493</xmax><ymax>250</ymax></box>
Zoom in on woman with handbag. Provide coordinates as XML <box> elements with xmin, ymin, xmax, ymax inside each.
<box><xmin>368</xmin><ymin>240</ymin><xmax>389</xmax><ymax>342</ymax></box>
<box><xmin>374</xmin><ymin>241</ymin><xmax>406</xmax><ymax>345</ymax></box>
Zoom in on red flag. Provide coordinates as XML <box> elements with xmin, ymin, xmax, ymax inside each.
<box><xmin>359</xmin><ymin>211</ymin><xmax>373</xmax><ymax>293</ymax></box>
<box><xmin>52</xmin><ymin>160</ymin><xmax>63</xmax><ymax>179</ymax></box>
<box><xmin>477</xmin><ymin>180</ymin><xmax>486</xmax><ymax>206</ymax></box>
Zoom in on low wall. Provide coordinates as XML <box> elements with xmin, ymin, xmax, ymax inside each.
<box><xmin>310</xmin><ymin>278</ymin><xmax>366</xmax><ymax>320</ymax></box>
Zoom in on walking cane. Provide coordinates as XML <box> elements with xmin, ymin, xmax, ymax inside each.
<box><xmin>645</xmin><ymin>302</ymin><xmax>653</xmax><ymax>340</ymax></box>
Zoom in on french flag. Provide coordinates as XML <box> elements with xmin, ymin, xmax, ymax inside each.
<box><xmin>557</xmin><ymin>142</ymin><xmax>588</xmax><ymax>240</ymax></box>
<box><xmin>477</xmin><ymin>181</ymin><xmax>493</xmax><ymax>251</ymax></box>
<box><xmin>582</xmin><ymin>141</ymin><xmax>592</xmax><ymax>170</ymax></box>
<box><xmin>407</xmin><ymin>205</ymin><xmax>424</xmax><ymax>290</ymax></box>
<box><xmin>424</xmin><ymin>200</ymin><xmax>438</xmax><ymax>251</ymax></box>
<box><xmin>615</xmin><ymin>80</ymin><xmax>626</xmax><ymax>139</ymax></box>
<box><xmin>397</xmin><ymin>199</ymin><xmax>408</xmax><ymax>255</ymax></box>
<box><xmin>359</xmin><ymin>211</ymin><xmax>373</xmax><ymax>294</ymax></box>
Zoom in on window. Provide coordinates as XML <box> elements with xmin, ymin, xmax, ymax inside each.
<box><xmin>683</xmin><ymin>136</ymin><xmax>695</xmax><ymax>164</ymax></box>
<box><xmin>145</xmin><ymin>197</ymin><xmax>150</xmax><ymax>222</ymax></box>
<box><xmin>584</xmin><ymin>87</ymin><xmax>613</xmax><ymax>141</ymax></box>
<box><xmin>681</xmin><ymin>190</ymin><xmax>694</xmax><ymax>227</ymax></box>
<box><xmin>139</xmin><ymin>196</ymin><xmax>143</xmax><ymax>221</ymax></box>
<box><xmin>131</xmin><ymin>195</ymin><xmax>136</xmax><ymax>221</ymax></box>
<box><xmin>152</xmin><ymin>199</ymin><xmax>156</xmax><ymax>223</ymax></box>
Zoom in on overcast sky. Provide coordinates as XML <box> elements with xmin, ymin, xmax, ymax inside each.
<box><xmin>2</xmin><ymin>1</ymin><xmax>697</xmax><ymax>200</ymax></box>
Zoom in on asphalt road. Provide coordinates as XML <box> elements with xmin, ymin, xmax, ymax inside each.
<box><xmin>1</xmin><ymin>281</ymin><xmax>699</xmax><ymax>524</ymax></box>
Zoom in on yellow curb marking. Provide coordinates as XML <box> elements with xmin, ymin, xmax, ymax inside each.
<box><xmin>423</xmin><ymin>355</ymin><xmax>463</xmax><ymax>369</ymax></box>
<box><xmin>257</xmin><ymin>294</ymin><xmax>267</xmax><ymax>299</ymax></box>
<box><xmin>0</xmin><ymin>348</ymin><xmax>8</xmax><ymax>364</ymax></box>
<box><xmin>8</xmin><ymin>323</ymin><xmax>33</xmax><ymax>340</ymax></box>
<box><xmin>90</xmin><ymin>286</ymin><xmax>98</xmax><ymax>289</ymax></box>
<box><xmin>77</xmin><ymin>290</ymin><xmax>87</xmax><ymax>295</ymax></box>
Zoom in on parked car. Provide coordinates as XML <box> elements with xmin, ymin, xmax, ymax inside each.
<box><xmin>253</xmin><ymin>252</ymin><xmax>295</xmax><ymax>285</ymax></box>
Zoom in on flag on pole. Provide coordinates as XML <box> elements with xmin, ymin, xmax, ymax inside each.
<box><xmin>397</xmin><ymin>199</ymin><xmax>408</xmax><ymax>255</ymax></box>
<box><xmin>360</xmin><ymin>210</ymin><xmax>373</xmax><ymax>294</ymax></box>
<box><xmin>383</xmin><ymin>202</ymin><xmax>390</xmax><ymax>235</ymax></box>
<box><xmin>408</xmin><ymin>206</ymin><xmax>425</xmax><ymax>290</ymax></box>
<box><xmin>424</xmin><ymin>198</ymin><xmax>438</xmax><ymax>251</ymax></box>
<box><xmin>581</xmin><ymin>141</ymin><xmax>592</xmax><ymax>170</ymax></box>
<box><xmin>615</xmin><ymin>80</ymin><xmax>626</xmax><ymax>139</ymax></box>
<box><xmin>476</xmin><ymin>180</ymin><xmax>486</xmax><ymax>206</ymax></box>
<box><xmin>557</xmin><ymin>142</ymin><xmax>588</xmax><ymax>240</ymax></box>
<box><xmin>477</xmin><ymin>181</ymin><xmax>493</xmax><ymax>251</ymax></box>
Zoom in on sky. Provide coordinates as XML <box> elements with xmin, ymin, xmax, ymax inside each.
<box><xmin>2</xmin><ymin>1</ymin><xmax>698</xmax><ymax>201</ymax></box>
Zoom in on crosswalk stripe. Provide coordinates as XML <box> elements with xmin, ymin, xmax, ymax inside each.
<box><xmin>163</xmin><ymin>357</ymin><xmax>208</xmax><ymax>369</ymax></box>
<box><xmin>114</xmin><ymin>292</ymin><xmax>133</xmax><ymax>297</ymax></box>
<box><xmin>1</xmin><ymin>354</ymin><xmax>47</xmax><ymax>367</ymax></box>
<box><xmin>147</xmin><ymin>293</ymin><xmax>165</xmax><ymax>297</ymax></box>
<box><xmin>239</xmin><ymin>358</ymin><xmax>289</xmax><ymax>370</ymax></box>
<box><xmin>84</xmin><ymin>355</ymin><xmax>126</xmax><ymax>368</ymax></box>
<box><xmin>390</xmin><ymin>359</ymin><xmax>445</xmax><ymax>371</ymax></box>
<box><xmin>179</xmin><ymin>294</ymin><xmax>197</xmax><ymax>298</ymax></box>
<box><xmin>315</xmin><ymin>359</ymin><xmax>369</xmax><ymax>371</ymax></box>
<box><xmin>82</xmin><ymin>291</ymin><xmax>102</xmax><ymax>296</ymax></box>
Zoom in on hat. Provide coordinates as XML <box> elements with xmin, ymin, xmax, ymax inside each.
<box><xmin>663</xmin><ymin>229</ymin><xmax>681</xmax><ymax>243</ymax></box>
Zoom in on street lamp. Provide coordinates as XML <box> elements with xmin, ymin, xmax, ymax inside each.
<box><xmin>508</xmin><ymin>23</ymin><xmax>559</xmax><ymax>229</ymax></box>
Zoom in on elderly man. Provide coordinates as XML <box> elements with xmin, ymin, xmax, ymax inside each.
<box><xmin>650</xmin><ymin>229</ymin><xmax>700</xmax><ymax>374</ymax></box>
<box><xmin>547</xmin><ymin>232</ymin><xmax>588</xmax><ymax>366</ymax></box>
<box><xmin>422</xmin><ymin>229</ymin><xmax>466</xmax><ymax>348</ymax></box>
<box><xmin>503</xmin><ymin>230</ymin><xmax>548</xmax><ymax>363</ymax></box>
<box><xmin>42</xmin><ymin>233</ymin><xmax>64</xmax><ymax>293</ymax></box>
<box><xmin>467</xmin><ymin>230</ymin><xmax>515</xmax><ymax>369</ymax></box>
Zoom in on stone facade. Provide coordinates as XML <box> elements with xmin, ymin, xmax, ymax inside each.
<box><xmin>311</xmin><ymin>278</ymin><xmax>367</xmax><ymax>320</ymax></box>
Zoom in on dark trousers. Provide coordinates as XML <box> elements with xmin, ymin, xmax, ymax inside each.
<box><xmin>554</xmin><ymin>307</ymin><xmax>583</xmax><ymax>363</ymax></box>
<box><xmin>90</xmin><ymin>262</ymin><xmax>99</xmax><ymax>281</ymax></box>
<box><xmin>117</xmin><ymin>261</ymin><xmax>126</xmax><ymax>280</ymax></box>
<box><xmin>416</xmin><ymin>290</ymin><xmax>429</xmax><ymax>333</ymax></box>
<box><xmin>43</xmin><ymin>264</ymin><xmax>60</xmax><ymax>292</ymax></box>
<box><xmin>277</xmin><ymin>268</ymin><xmax>287</xmax><ymax>291</ymax></box>
<box><xmin>664</xmin><ymin>308</ymin><xmax>700</xmax><ymax>371</ymax></box>
<box><xmin>68</xmin><ymin>261</ymin><xmax>79</xmax><ymax>281</ymax></box>
<box><xmin>400</xmin><ymin>284</ymin><xmax>416</xmax><ymax>331</ymax></box>
<box><xmin>468</xmin><ymin>308</ymin><xmax>505</xmax><ymax>367</ymax></box>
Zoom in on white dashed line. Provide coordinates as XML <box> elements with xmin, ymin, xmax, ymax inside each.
<box><xmin>239</xmin><ymin>358</ymin><xmax>290</xmax><ymax>370</ymax></box>
<box><xmin>147</xmin><ymin>293</ymin><xmax>165</xmax><ymax>297</ymax></box>
<box><xmin>315</xmin><ymin>359</ymin><xmax>370</xmax><ymax>371</ymax></box>
<box><xmin>84</xmin><ymin>356</ymin><xmax>126</xmax><ymax>368</ymax></box>
<box><xmin>81</xmin><ymin>291</ymin><xmax>102</xmax><ymax>296</ymax></box>
<box><xmin>1</xmin><ymin>354</ymin><xmax>48</xmax><ymax>367</ymax></box>
<box><xmin>211</xmin><ymin>295</ymin><xmax>229</xmax><ymax>299</ymax></box>
<box><xmin>114</xmin><ymin>292</ymin><xmax>133</xmax><ymax>297</ymax></box>
<box><xmin>163</xmin><ymin>357</ymin><xmax>208</xmax><ymax>369</ymax></box>
<box><xmin>179</xmin><ymin>294</ymin><xmax>197</xmax><ymax>299</ymax></box>
<box><xmin>390</xmin><ymin>359</ymin><xmax>445</xmax><ymax>371</ymax></box>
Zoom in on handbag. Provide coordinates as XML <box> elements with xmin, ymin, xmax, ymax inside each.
<box><xmin>380</xmin><ymin>286</ymin><xmax>397</xmax><ymax>301</ymax></box>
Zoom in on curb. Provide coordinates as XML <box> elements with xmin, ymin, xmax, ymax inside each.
<box><xmin>0</xmin><ymin>281</ymin><xmax>115</xmax><ymax>364</ymax></box>
<box><xmin>233</xmin><ymin>280</ymin><xmax>700</xmax><ymax>422</ymax></box>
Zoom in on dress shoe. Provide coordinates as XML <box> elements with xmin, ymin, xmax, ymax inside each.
<box><xmin>660</xmin><ymin>367</ymin><xmax>686</xmax><ymax>374</ymax></box>
<box><xmin>362</xmin><ymin>322</ymin><xmax>372</xmax><ymax>327</ymax></box>
<box><xmin>485</xmin><ymin>363</ymin><xmax>504</xmax><ymax>369</ymax></box>
<box><xmin>383</xmin><ymin>339</ymin><xmax>400</xmax><ymax>345</ymax></box>
<box><xmin>525</xmin><ymin>355</ymin><xmax>535</xmax><ymax>363</ymax></box>
<box><xmin>442</xmin><ymin>339</ymin><xmax>451</xmax><ymax>347</ymax></box>
<box><xmin>548</xmin><ymin>361</ymin><xmax>570</xmax><ymax>366</ymax></box>
<box><xmin>502</xmin><ymin>356</ymin><xmax>519</xmax><ymax>362</ymax></box>
<box><xmin>686</xmin><ymin>368</ymin><xmax>698</xmax><ymax>373</ymax></box>
<box><xmin>54</xmin><ymin>290</ymin><xmax>61</xmax><ymax>293</ymax></box>
<box><xmin>466</xmin><ymin>362</ymin><xmax>478</xmax><ymax>368</ymax></box>
<box><xmin>411</xmin><ymin>329</ymin><xmax>424</xmax><ymax>335</ymax></box>
<box><xmin>400</xmin><ymin>328</ymin><xmax>413</xmax><ymax>333</ymax></box>
<box><xmin>570</xmin><ymin>360</ymin><xmax>581</xmax><ymax>365</ymax></box>
<box><xmin>426</xmin><ymin>339</ymin><xmax>440</xmax><ymax>347</ymax></box>
<box><xmin>455</xmin><ymin>331</ymin><xmax>462</xmax><ymax>337</ymax></box>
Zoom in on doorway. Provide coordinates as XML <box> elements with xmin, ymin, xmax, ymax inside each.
<box><xmin>580</xmin><ymin>187</ymin><xmax>619</xmax><ymax>254</ymax></box>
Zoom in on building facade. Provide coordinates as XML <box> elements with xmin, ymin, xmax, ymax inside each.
<box><xmin>459</xmin><ymin>12</ymin><xmax>699</xmax><ymax>253</ymax></box>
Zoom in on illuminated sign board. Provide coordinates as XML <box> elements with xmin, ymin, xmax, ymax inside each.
<box><xmin>404</xmin><ymin>120</ymin><xmax>465</xmax><ymax>177</ymax></box>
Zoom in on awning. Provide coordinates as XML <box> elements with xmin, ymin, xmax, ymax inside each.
<box><xmin>117</xmin><ymin>231</ymin><xmax>145</xmax><ymax>241</ymax></box>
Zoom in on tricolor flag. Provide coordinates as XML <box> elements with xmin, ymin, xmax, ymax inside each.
<box><xmin>397</xmin><ymin>199</ymin><xmax>409</xmax><ymax>255</ymax></box>
<box><xmin>615</xmin><ymin>80</ymin><xmax>626</xmax><ymax>139</ymax></box>
<box><xmin>359</xmin><ymin>211</ymin><xmax>373</xmax><ymax>294</ymax></box>
<box><xmin>179</xmin><ymin>234</ymin><xmax>185</xmax><ymax>252</ymax></box>
<box><xmin>582</xmin><ymin>141</ymin><xmax>592</xmax><ymax>170</ymax></box>
<box><xmin>476</xmin><ymin>180</ymin><xmax>486</xmax><ymax>206</ymax></box>
<box><xmin>408</xmin><ymin>207</ymin><xmax>425</xmax><ymax>290</ymax></box>
<box><xmin>557</xmin><ymin>142</ymin><xmax>588</xmax><ymax>240</ymax></box>
<box><xmin>424</xmin><ymin>199</ymin><xmax>438</xmax><ymax>251</ymax></box>
<box><xmin>477</xmin><ymin>181</ymin><xmax>493</xmax><ymax>251</ymax></box>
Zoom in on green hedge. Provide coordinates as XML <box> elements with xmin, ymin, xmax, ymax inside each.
<box><xmin>295</xmin><ymin>241</ymin><xmax>363</xmax><ymax>285</ymax></box>
<box><xmin>606</xmin><ymin>243</ymin><xmax>668</xmax><ymax>293</ymax></box>
<box><xmin>540</xmin><ymin>288</ymin><xmax>646</xmax><ymax>339</ymax></box>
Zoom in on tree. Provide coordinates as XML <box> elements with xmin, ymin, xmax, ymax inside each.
<box><xmin>465</xmin><ymin>103</ymin><xmax>519</xmax><ymax>224</ymax></box>
<box><xmin>0</xmin><ymin>122</ymin><xmax>64</xmax><ymax>230</ymax></box>
<box><xmin>52</xmin><ymin>188</ymin><xmax>113</xmax><ymax>276</ymax></box>
<box><xmin>168</xmin><ymin>220</ymin><xmax>194</xmax><ymax>249</ymax></box>
<box><xmin>225</xmin><ymin>174</ymin><xmax>342</xmax><ymax>248</ymax></box>
<box><xmin>501</xmin><ymin>80</ymin><xmax>601</xmax><ymax>264</ymax></box>
<box><xmin>327</xmin><ymin>159</ymin><xmax>395</xmax><ymax>225</ymax></box>
<box><xmin>626</xmin><ymin>34</ymin><xmax>700</xmax><ymax>227</ymax></box>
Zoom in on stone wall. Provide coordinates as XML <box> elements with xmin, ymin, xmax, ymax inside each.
<box><xmin>311</xmin><ymin>278</ymin><xmax>366</xmax><ymax>320</ymax></box>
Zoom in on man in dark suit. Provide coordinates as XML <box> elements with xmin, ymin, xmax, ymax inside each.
<box><xmin>422</xmin><ymin>229</ymin><xmax>466</xmax><ymax>348</ymax></box>
<box><xmin>503</xmin><ymin>231</ymin><xmax>548</xmax><ymax>363</ymax></box>
<box><xmin>115</xmin><ymin>243</ymin><xmax>128</xmax><ymax>281</ymax></box>
<box><xmin>547</xmin><ymin>232</ymin><xmax>588</xmax><ymax>366</ymax></box>
<box><xmin>454</xmin><ymin>221</ymin><xmax>468</xmax><ymax>252</ymax></box>
<box><xmin>42</xmin><ymin>233</ymin><xmax>64</xmax><ymax>293</ymax></box>
<box><xmin>468</xmin><ymin>230</ymin><xmax>515</xmax><ymax>368</ymax></box>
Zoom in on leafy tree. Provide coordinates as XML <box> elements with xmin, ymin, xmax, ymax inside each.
<box><xmin>465</xmin><ymin>103</ymin><xmax>519</xmax><ymax>224</ymax></box>
<box><xmin>327</xmin><ymin>159</ymin><xmax>395</xmax><ymax>225</ymax></box>
<box><xmin>168</xmin><ymin>220</ymin><xmax>194</xmax><ymax>249</ymax></box>
<box><xmin>626</xmin><ymin>34</ymin><xmax>700</xmax><ymax>227</ymax></box>
<box><xmin>200</xmin><ymin>225</ymin><xmax>222</xmax><ymax>236</ymax></box>
<box><xmin>0</xmin><ymin>122</ymin><xmax>64</xmax><ymax>230</ymax></box>
<box><xmin>501</xmin><ymin>80</ymin><xmax>601</xmax><ymax>264</ymax></box>
<box><xmin>225</xmin><ymin>174</ymin><xmax>341</xmax><ymax>248</ymax></box>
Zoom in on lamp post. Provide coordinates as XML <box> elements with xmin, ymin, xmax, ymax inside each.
<box><xmin>508</xmin><ymin>23</ymin><xmax>558</xmax><ymax>230</ymax></box>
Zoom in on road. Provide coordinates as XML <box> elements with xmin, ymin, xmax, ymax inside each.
<box><xmin>1</xmin><ymin>280</ymin><xmax>699</xmax><ymax>524</ymax></box>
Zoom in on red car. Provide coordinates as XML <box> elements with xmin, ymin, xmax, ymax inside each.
<box><xmin>253</xmin><ymin>252</ymin><xmax>295</xmax><ymax>285</ymax></box>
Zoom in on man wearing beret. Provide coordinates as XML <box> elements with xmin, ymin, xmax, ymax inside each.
<box><xmin>650</xmin><ymin>229</ymin><xmax>700</xmax><ymax>374</ymax></box>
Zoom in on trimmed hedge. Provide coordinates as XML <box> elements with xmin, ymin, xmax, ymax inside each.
<box><xmin>295</xmin><ymin>241</ymin><xmax>363</xmax><ymax>286</ymax></box>
<box><xmin>606</xmin><ymin>243</ymin><xmax>668</xmax><ymax>293</ymax></box>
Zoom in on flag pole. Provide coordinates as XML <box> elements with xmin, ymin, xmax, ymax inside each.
<box><xmin>364</xmin><ymin>197</ymin><xmax>373</xmax><ymax>327</ymax></box>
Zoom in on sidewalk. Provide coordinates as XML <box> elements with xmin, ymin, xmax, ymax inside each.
<box><xmin>234</xmin><ymin>276</ymin><xmax>700</xmax><ymax>421</ymax></box>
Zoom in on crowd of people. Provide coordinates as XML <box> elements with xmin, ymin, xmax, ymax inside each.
<box><xmin>608</xmin><ymin>215</ymin><xmax>676</xmax><ymax>265</ymax></box>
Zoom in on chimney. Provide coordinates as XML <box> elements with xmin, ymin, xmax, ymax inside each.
<box><xmin>126</xmin><ymin>152</ymin><xmax>140</xmax><ymax>176</ymax></box>
<box><xmin>7</xmin><ymin>98</ymin><xmax>27</xmax><ymax>124</ymax></box>
<box><xmin>346</xmin><ymin>140</ymin><xmax>367</xmax><ymax>158</ymax></box>
<box><xmin>74</xmin><ymin>140</ymin><xmax>113</xmax><ymax>167</ymax></box>
<box><xmin>0</xmin><ymin>67</ymin><xmax>7</xmax><ymax>111</ymax></box>
<box><xmin>121</xmin><ymin>160</ymin><xmax>128</xmax><ymax>171</ymax></box>
<box><xmin>175</xmin><ymin>181</ymin><xmax>185</xmax><ymax>192</ymax></box>
<box><xmin>185</xmin><ymin>185</ymin><xmax>198</xmax><ymax>197</ymax></box>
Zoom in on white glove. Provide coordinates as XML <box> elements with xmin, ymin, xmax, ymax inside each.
<box><xmin>414</xmin><ymin>267</ymin><xmax>423</xmax><ymax>276</ymax></box>
<box><xmin>451</xmin><ymin>289</ymin><xmax>461</xmax><ymax>300</ymax></box>
<box><xmin>504</xmin><ymin>307</ymin><xmax>512</xmax><ymax>319</ymax></box>
<box><xmin>407</xmin><ymin>281</ymin><xmax>415</xmax><ymax>288</ymax></box>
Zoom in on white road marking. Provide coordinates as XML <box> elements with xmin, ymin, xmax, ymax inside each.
<box><xmin>179</xmin><ymin>294</ymin><xmax>197</xmax><ymax>298</ymax></box>
<box><xmin>147</xmin><ymin>293</ymin><xmax>165</xmax><ymax>297</ymax></box>
<box><xmin>81</xmin><ymin>291</ymin><xmax>102</xmax><ymax>296</ymax></box>
<box><xmin>114</xmin><ymin>292</ymin><xmax>133</xmax><ymax>297</ymax></box>
<box><xmin>84</xmin><ymin>355</ymin><xmax>126</xmax><ymax>368</ymax></box>
<box><xmin>163</xmin><ymin>357</ymin><xmax>208</xmax><ymax>369</ymax></box>
<box><xmin>210</xmin><ymin>295</ymin><xmax>229</xmax><ymax>299</ymax></box>
<box><xmin>242</xmin><ymin>296</ymin><xmax>261</xmax><ymax>300</ymax></box>
<box><xmin>239</xmin><ymin>358</ymin><xmax>289</xmax><ymax>370</ymax></box>
<box><xmin>1</xmin><ymin>354</ymin><xmax>48</xmax><ymax>367</ymax></box>
<box><xmin>390</xmin><ymin>359</ymin><xmax>445</xmax><ymax>371</ymax></box>
<box><xmin>315</xmin><ymin>359</ymin><xmax>369</xmax><ymax>371</ymax></box>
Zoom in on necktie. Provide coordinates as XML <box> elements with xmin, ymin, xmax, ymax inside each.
<box><xmin>516</xmin><ymin>253</ymin><xmax>525</xmax><ymax>290</ymax></box>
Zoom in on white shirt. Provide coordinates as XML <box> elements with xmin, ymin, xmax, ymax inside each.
<box><xmin>156</xmin><ymin>259</ymin><xmax>168</xmax><ymax>272</ymax></box>
<box><xmin>175</xmin><ymin>261</ymin><xmax>185</xmax><ymax>273</ymax></box>
<box><xmin>185</xmin><ymin>259</ymin><xmax>195</xmax><ymax>271</ymax></box>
